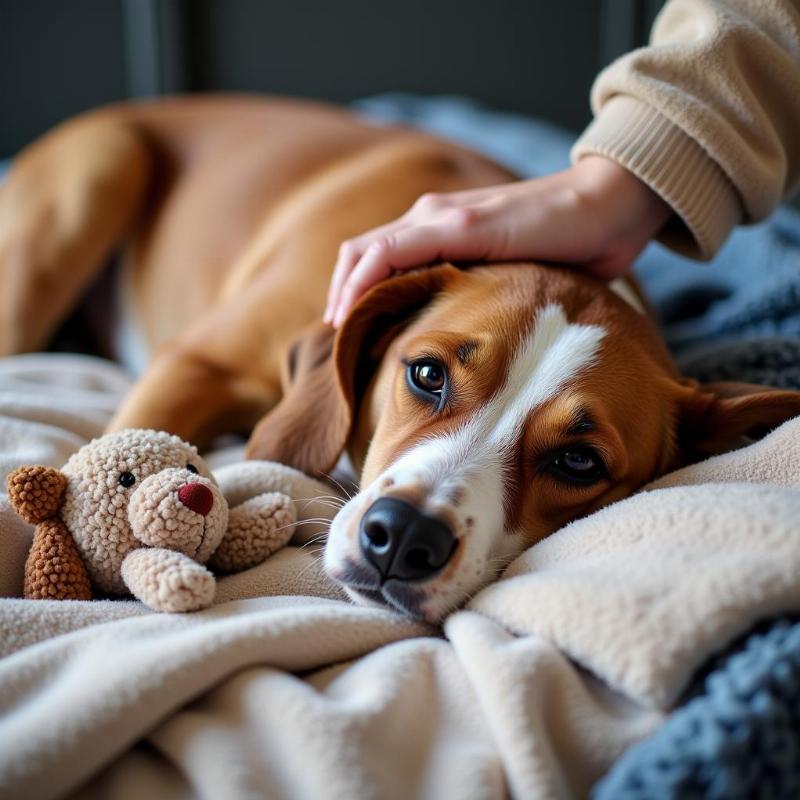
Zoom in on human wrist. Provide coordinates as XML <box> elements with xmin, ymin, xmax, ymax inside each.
<box><xmin>572</xmin><ymin>97</ymin><xmax>740</xmax><ymax>259</ymax></box>
<box><xmin>572</xmin><ymin>155</ymin><xmax>672</xmax><ymax>239</ymax></box>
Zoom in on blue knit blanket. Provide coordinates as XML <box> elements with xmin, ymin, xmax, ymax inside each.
<box><xmin>595</xmin><ymin>618</ymin><xmax>800</xmax><ymax>799</ymax></box>
<box><xmin>357</xmin><ymin>94</ymin><xmax>800</xmax><ymax>798</ymax></box>
<box><xmin>5</xmin><ymin>98</ymin><xmax>800</xmax><ymax>796</ymax></box>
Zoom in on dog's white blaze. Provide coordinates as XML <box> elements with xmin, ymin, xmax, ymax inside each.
<box><xmin>329</xmin><ymin>303</ymin><xmax>606</xmax><ymax>619</ymax></box>
<box><xmin>381</xmin><ymin>303</ymin><xmax>605</xmax><ymax>498</ymax></box>
<box><xmin>485</xmin><ymin>304</ymin><xmax>606</xmax><ymax>445</ymax></box>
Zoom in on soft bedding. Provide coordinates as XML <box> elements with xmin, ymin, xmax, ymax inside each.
<box><xmin>596</xmin><ymin>618</ymin><xmax>800</xmax><ymax>799</ymax></box>
<box><xmin>2</xmin><ymin>358</ymin><xmax>800</xmax><ymax>799</ymax></box>
<box><xmin>1</xmin><ymin>97</ymin><xmax>800</xmax><ymax>799</ymax></box>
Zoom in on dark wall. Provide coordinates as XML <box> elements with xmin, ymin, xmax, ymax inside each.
<box><xmin>0</xmin><ymin>0</ymin><xmax>664</xmax><ymax>158</ymax></box>
<box><xmin>186</xmin><ymin>0</ymin><xmax>602</xmax><ymax>131</ymax></box>
<box><xmin>1</xmin><ymin>0</ymin><xmax>128</xmax><ymax>157</ymax></box>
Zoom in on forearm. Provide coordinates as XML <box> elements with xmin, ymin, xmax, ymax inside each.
<box><xmin>573</xmin><ymin>0</ymin><xmax>800</xmax><ymax>259</ymax></box>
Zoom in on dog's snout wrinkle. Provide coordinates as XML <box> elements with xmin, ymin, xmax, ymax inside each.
<box><xmin>359</xmin><ymin>497</ymin><xmax>456</xmax><ymax>582</ymax></box>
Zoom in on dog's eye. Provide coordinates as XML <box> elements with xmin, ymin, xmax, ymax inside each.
<box><xmin>186</xmin><ymin>464</ymin><xmax>199</xmax><ymax>474</ymax></box>
<box><xmin>413</xmin><ymin>363</ymin><xmax>445</xmax><ymax>391</ymax></box>
<box><xmin>548</xmin><ymin>447</ymin><xmax>606</xmax><ymax>485</ymax></box>
<box><xmin>119</xmin><ymin>471</ymin><xmax>136</xmax><ymax>488</ymax></box>
<box><xmin>407</xmin><ymin>360</ymin><xmax>447</xmax><ymax>404</ymax></box>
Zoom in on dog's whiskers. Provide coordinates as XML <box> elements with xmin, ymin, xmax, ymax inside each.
<box><xmin>291</xmin><ymin>517</ymin><xmax>333</xmax><ymax>529</ymax></box>
<box><xmin>293</xmin><ymin>494</ymin><xmax>347</xmax><ymax>513</ymax></box>
<box><xmin>320</xmin><ymin>471</ymin><xmax>356</xmax><ymax>502</ymax></box>
<box><xmin>266</xmin><ymin>517</ymin><xmax>332</xmax><ymax>537</ymax></box>
<box><xmin>297</xmin><ymin>532</ymin><xmax>329</xmax><ymax>551</ymax></box>
<box><xmin>487</xmin><ymin>554</ymin><xmax>517</xmax><ymax>573</ymax></box>
<box><xmin>294</xmin><ymin>552</ymin><xmax>325</xmax><ymax>582</ymax></box>
<box><xmin>302</xmin><ymin>499</ymin><xmax>345</xmax><ymax>513</ymax></box>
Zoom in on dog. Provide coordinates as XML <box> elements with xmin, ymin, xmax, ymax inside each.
<box><xmin>3</xmin><ymin>95</ymin><xmax>800</xmax><ymax>622</ymax></box>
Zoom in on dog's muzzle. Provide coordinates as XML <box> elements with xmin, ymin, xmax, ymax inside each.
<box><xmin>359</xmin><ymin>497</ymin><xmax>457</xmax><ymax>582</ymax></box>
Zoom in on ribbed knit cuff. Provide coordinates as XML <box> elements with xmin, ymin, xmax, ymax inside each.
<box><xmin>571</xmin><ymin>96</ymin><xmax>742</xmax><ymax>260</ymax></box>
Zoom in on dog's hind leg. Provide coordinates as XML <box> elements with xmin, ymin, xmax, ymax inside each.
<box><xmin>0</xmin><ymin>113</ymin><xmax>151</xmax><ymax>355</ymax></box>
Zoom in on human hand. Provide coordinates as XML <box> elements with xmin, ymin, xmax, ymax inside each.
<box><xmin>324</xmin><ymin>156</ymin><xmax>671</xmax><ymax>327</ymax></box>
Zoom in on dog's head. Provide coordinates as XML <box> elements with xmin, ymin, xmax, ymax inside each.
<box><xmin>248</xmin><ymin>263</ymin><xmax>800</xmax><ymax>622</ymax></box>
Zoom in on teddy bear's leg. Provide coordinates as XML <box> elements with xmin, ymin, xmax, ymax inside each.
<box><xmin>24</xmin><ymin>519</ymin><xmax>93</xmax><ymax>601</ymax></box>
<box><xmin>121</xmin><ymin>548</ymin><xmax>216</xmax><ymax>613</ymax></box>
<box><xmin>208</xmin><ymin>493</ymin><xmax>296</xmax><ymax>574</ymax></box>
<box><xmin>0</xmin><ymin>114</ymin><xmax>151</xmax><ymax>355</ymax></box>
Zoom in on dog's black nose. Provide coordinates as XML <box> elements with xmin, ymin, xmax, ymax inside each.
<box><xmin>359</xmin><ymin>497</ymin><xmax>456</xmax><ymax>582</ymax></box>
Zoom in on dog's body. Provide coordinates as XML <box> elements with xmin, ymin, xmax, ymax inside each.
<box><xmin>4</xmin><ymin>96</ymin><xmax>800</xmax><ymax>621</ymax></box>
<box><xmin>0</xmin><ymin>96</ymin><xmax>511</xmax><ymax>424</ymax></box>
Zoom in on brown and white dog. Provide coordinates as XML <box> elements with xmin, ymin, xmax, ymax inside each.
<box><xmin>2</xmin><ymin>96</ymin><xmax>799</xmax><ymax>622</ymax></box>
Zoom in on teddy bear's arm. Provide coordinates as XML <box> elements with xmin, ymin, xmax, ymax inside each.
<box><xmin>213</xmin><ymin>461</ymin><xmax>339</xmax><ymax>545</ymax></box>
<box><xmin>24</xmin><ymin>519</ymin><xmax>93</xmax><ymax>600</ymax></box>
<box><xmin>208</xmin><ymin>492</ymin><xmax>296</xmax><ymax>574</ymax></box>
<box><xmin>121</xmin><ymin>548</ymin><xmax>216</xmax><ymax>613</ymax></box>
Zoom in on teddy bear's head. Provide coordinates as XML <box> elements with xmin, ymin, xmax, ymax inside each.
<box><xmin>17</xmin><ymin>429</ymin><xmax>229</xmax><ymax>595</ymax></box>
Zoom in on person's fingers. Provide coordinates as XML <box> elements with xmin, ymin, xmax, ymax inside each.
<box><xmin>325</xmin><ymin>191</ymin><xmax>498</xmax><ymax>323</ymax></box>
<box><xmin>324</xmin><ymin>218</ymin><xmax>410</xmax><ymax>322</ymax></box>
<box><xmin>331</xmin><ymin>224</ymin><xmax>452</xmax><ymax>327</ymax></box>
<box><xmin>325</xmin><ymin>240</ymin><xmax>363</xmax><ymax>323</ymax></box>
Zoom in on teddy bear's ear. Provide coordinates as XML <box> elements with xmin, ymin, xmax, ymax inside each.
<box><xmin>6</xmin><ymin>466</ymin><xmax>68</xmax><ymax>524</ymax></box>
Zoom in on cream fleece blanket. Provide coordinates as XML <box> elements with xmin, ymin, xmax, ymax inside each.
<box><xmin>1</xmin><ymin>354</ymin><xmax>799</xmax><ymax>800</ymax></box>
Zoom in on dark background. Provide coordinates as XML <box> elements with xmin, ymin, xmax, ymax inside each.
<box><xmin>0</xmin><ymin>0</ymin><xmax>666</xmax><ymax>158</ymax></box>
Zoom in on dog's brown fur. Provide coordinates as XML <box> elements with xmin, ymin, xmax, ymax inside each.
<box><xmin>3</xmin><ymin>96</ymin><xmax>800</xmax><ymax>620</ymax></box>
<box><xmin>0</xmin><ymin>96</ymin><xmax>514</xmax><ymax>446</ymax></box>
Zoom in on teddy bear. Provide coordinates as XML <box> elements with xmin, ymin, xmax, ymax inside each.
<box><xmin>5</xmin><ymin>429</ymin><xmax>298</xmax><ymax>612</ymax></box>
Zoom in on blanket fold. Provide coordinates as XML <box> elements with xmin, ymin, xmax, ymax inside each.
<box><xmin>1</xmin><ymin>353</ymin><xmax>798</xmax><ymax>799</ymax></box>
<box><xmin>3</xmin><ymin>96</ymin><xmax>800</xmax><ymax>799</ymax></box>
<box><xmin>469</xmin><ymin>479</ymin><xmax>800</xmax><ymax>709</ymax></box>
<box><xmin>0</xmin><ymin>597</ymin><xmax>431</xmax><ymax>799</ymax></box>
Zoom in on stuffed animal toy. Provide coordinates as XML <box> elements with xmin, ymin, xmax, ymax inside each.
<box><xmin>5</xmin><ymin>429</ymin><xmax>297</xmax><ymax>612</ymax></box>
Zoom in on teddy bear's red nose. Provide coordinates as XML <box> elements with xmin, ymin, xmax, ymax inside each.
<box><xmin>178</xmin><ymin>483</ymin><xmax>213</xmax><ymax>516</ymax></box>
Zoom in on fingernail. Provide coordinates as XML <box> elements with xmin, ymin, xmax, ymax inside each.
<box><xmin>323</xmin><ymin>307</ymin><xmax>331</xmax><ymax>324</ymax></box>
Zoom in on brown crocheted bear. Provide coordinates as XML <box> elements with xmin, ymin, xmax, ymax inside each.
<box><xmin>6</xmin><ymin>429</ymin><xmax>297</xmax><ymax>612</ymax></box>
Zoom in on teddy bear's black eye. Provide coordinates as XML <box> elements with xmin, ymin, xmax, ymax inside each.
<box><xmin>186</xmin><ymin>464</ymin><xmax>199</xmax><ymax>474</ymax></box>
<box><xmin>119</xmin><ymin>471</ymin><xmax>136</xmax><ymax>488</ymax></box>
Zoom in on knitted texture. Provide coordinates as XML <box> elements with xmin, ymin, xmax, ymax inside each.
<box><xmin>358</xmin><ymin>95</ymin><xmax>800</xmax><ymax>800</ymax></box>
<box><xmin>637</xmin><ymin>207</ymin><xmax>800</xmax><ymax>358</ymax></box>
<box><xmin>23</xmin><ymin>518</ymin><xmax>91</xmax><ymax>600</ymax></box>
<box><xmin>679</xmin><ymin>337</ymin><xmax>800</xmax><ymax>391</ymax></box>
<box><xmin>6</xmin><ymin>429</ymin><xmax>300</xmax><ymax>611</ymax></box>
<box><xmin>6</xmin><ymin>466</ymin><xmax>67</xmax><ymax>524</ymax></box>
<box><xmin>209</xmin><ymin>493</ymin><xmax>296</xmax><ymax>573</ymax></box>
<box><xmin>127</xmin><ymin>470</ymin><xmax>228</xmax><ymax>564</ymax></box>
<box><xmin>60</xmin><ymin>429</ymin><xmax>212</xmax><ymax>594</ymax></box>
<box><xmin>121</xmin><ymin>548</ymin><xmax>216</xmax><ymax>613</ymax></box>
<box><xmin>594</xmin><ymin>618</ymin><xmax>800</xmax><ymax>799</ymax></box>
<box><xmin>355</xmin><ymin>95</ymin><xmax>800</xmax><ymax>367</ymax></box>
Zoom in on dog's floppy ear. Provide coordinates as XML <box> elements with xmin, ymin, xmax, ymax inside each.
<box><xmin>246</xmin><ymin>322</ymin><xmax>347</xmax><ymax>475</ymax></box>
<box><xmin>246</xmin><ymin>264</ymin><xmax>463</xmax><ymax>476</ymax></box>
<box><xmin>675</xmin><ymin>379</ymin><xmax>800</xmax><ymax>460</ymax></box>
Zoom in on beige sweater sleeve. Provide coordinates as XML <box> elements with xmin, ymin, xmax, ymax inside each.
<box><xmin>572</xmin><ymin>0</ymin><xmax>800</xmax><ymax>259</ymax></box>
